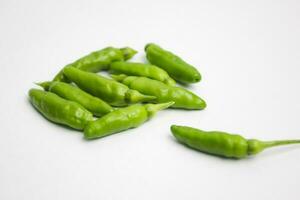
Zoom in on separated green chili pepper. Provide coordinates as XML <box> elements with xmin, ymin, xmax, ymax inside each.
<box><xmin>37</xmin><ymin>81</ymin><xmax>113</xmax><ymax>117</ymax></box>
<box><xmin>29</xmin><ymin>89</ymin><xmax>93</xmax><ymax>130</ymax></box>
<box><xmin>112</xmin><ymin>74</ymin><xmax>206</xmax><ymax>110</ymax></box>
<box><xmin>63</xmin><ymin>67</ymin><xmax>156</xmax><ymax>106</ymax></box>
<box><xmin>145</xmin><ymin>43</ymin><xmax>201</xmax><ymax>84</ymax></box>
<box><xmin>84</xmin><ymin>102</ymin><xmax>174</xmax><ymax>139</ymax></box>
<box><xmin>109</xmin><ymin>62</ymin><xmax>176</xmax><ymax>86</ymax></box>
<box><xmin>171</xmin><ymin>125</ymin><xmax>300</xmax><ymax>158</ymax></box>
<box><xmin>53</xmin><ymin>46</ymin><xmax>137</xmax><ymax>82</ymax></box>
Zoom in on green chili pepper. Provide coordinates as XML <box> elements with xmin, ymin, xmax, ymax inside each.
<box><xmin>145</xmin><ymin>43</ymin><xmax>201</xmax><ymax>84</ymax></box>
<box><xmin>29</xmin><ymin>89</ymin><xmax>93</xmax><ymax>130</ymax></box>
<box><xmin>109</xmin><ymin>61</ymin><xmax>176</xmax><ymax>86</ymax></box>
<box><xmin>63</xmin><ymin>67</ymin><xmax>156</xmax><ymax>106</ymax></box>
<box><xmin>53</xmin><ymin>46</ymin><xmax>137</xmax><ymax>82</ymax></box>
<box><xmin>171</xmin><ymin>125</ymin><xmax>300</xmax><ymax>158</ymax></box>
<box><xmin>112</xmin><ymin>74</ymin><xmax>206</xmax><ymax>110</ymax></box>
<box><xmin>37</xmin><ymin>81</ymin><xmax>113</xmax><ymax>117</ymax></box>
<box><xmin>84</xmin><ymin>102</ymin><xmax>174</xmax><ymax>139</ymax></box>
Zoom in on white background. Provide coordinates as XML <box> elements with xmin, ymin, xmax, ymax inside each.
<box><xmin>1</xmin><ymin>0</ymin><xmax>300</xmax><ymax>199</ymax></box>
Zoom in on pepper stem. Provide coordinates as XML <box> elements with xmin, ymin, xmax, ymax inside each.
<box><xmin>35</xmin><ymin>81</ymin><xmax>52</xmax><ymax>91</ymax></box>
<box><xmin>145</xmin><ymin>101</ymin><xmax>174</xmax><ymax>118</ymax></box>
<box><xmin>53</xmin><ymin>67</ymin><xmax>71</xmax><ymax>82</ymax></box>
<box><xmin>126</xmin><ymin>90</ymin><xmax>156</xmax><ymax>104</ymax></box>
<box><xmin>263</xmin><ymin>140</ymin><xmax>300</xmax><ymax>148</ymax></box>
<box><xmin>120</xmin><ymin>47</ymin><xmax>137</xmax><ymax>60</ymax></box>
<box><xmin>247</xmin><ymin>139</ymin><xmax>300</xmax><ymax>155</ymax></box>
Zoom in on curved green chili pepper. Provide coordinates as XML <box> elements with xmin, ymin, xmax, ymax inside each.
<box><xmin>53</xmin><ymin>46</ymin><xmax>137</xmax><ymax>82</ymax></box>
<box><xmin>37</xmin><ymin>81</ymin><xmax>113</xmax><ymax>117</ymax></box>
<box><xmin>171</xmin><ymin>125</ymin><xmax>300</xmax><ymax>158</ymax></box>
<box><xmin>29</xmin><ymin>89</ymin><xmax>93</xmax><ymax>130</ymax></box>
<box><xmin>112</xmin><ymin>74</ymin><xmax>206</xmax><ymax>110</ymax></box>
<box><xmin>63</xmin><ymin>67</ymin><xmax>156</xmax><ymax>106</ymax></box>
<box><xmin>145</xmin><ymin>43</ymin><xmax>201</xmax><ymax>84</ymax></box>
<box><xmin>84</xmin><ymin>102</ymin><xmax>174</xmax><ymax>139</ymax></box>
<box><xmin>109</xmin><ymin>62</ymin><xmax>176</xmax><ymax>86</ymax></box>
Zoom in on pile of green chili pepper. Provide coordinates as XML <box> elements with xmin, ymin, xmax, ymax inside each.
<box><xmin>29</xmin><ymin>43</ymin><xmax>299</xmax><ymax>159</ymax></box>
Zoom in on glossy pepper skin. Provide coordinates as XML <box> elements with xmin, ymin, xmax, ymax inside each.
<box><xmin>109</xmin><ymin>62</ymin><xmax>176</xmax><ymax>86</ymax></box>
<box><xmin>63</xmin><ymin>67</ymin><xmax>156</xmax><ymax>106</ymax></box>
<box><xmin>112</xmin><ymin>74</ymin><xmax>206</xmax><ymax>110</ymax></box>
<box><xmin>29</xmin><ymin>89</ymin><xmax>93</xmax><ymax>130</ymax></box>
<box><xmin>53</xmin><ymin>47</ymin><xmax>137</xmax><ymax>82</ymax></box>
<box><xmin>37</xmin><ymin>81</ymin><xmax>113</xmax><ymax>117</ymax></box>
<box><xmin>145</xmin><ymin>43</ymin><xmax>201</xmax><ymax>84</ymax></box>
<box><xmin>84</xmin><ymin>102</ymin><xmax>174</xmax><ymax>139</ymax></box>
<box><xmin>171</xmin><ymin>125</ymin><xmax>300</xmax><ymax>159</ymax></box>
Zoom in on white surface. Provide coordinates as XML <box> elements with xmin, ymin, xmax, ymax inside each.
<box><xmin>1</xmin><ymin>0</ymin><xmax>300</xmax><ymax>199</ymax></box>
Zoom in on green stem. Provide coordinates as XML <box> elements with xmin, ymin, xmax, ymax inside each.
<box><xmin>35</xmin><ymin>81</ymin><xmax>52</xmax><ymax>91</ymax></box>
<box><xmin>263</xmin><ymin>140</ymin><xmax>300</xmax><ymax>149</ymax></box>
<box><xmin>145</xmin><ymin>101</ymin><xmax>174</xmax><ymax>118</ymax></box>
<box><xmin>247</xmin><ymin>139</ymin><xmax>300</xmax><ymax>155</ymax></box>
<box><xmin>126</xmin><ymin>90</ymin><xmax>156</xmax><ymax>104</ymax></box>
